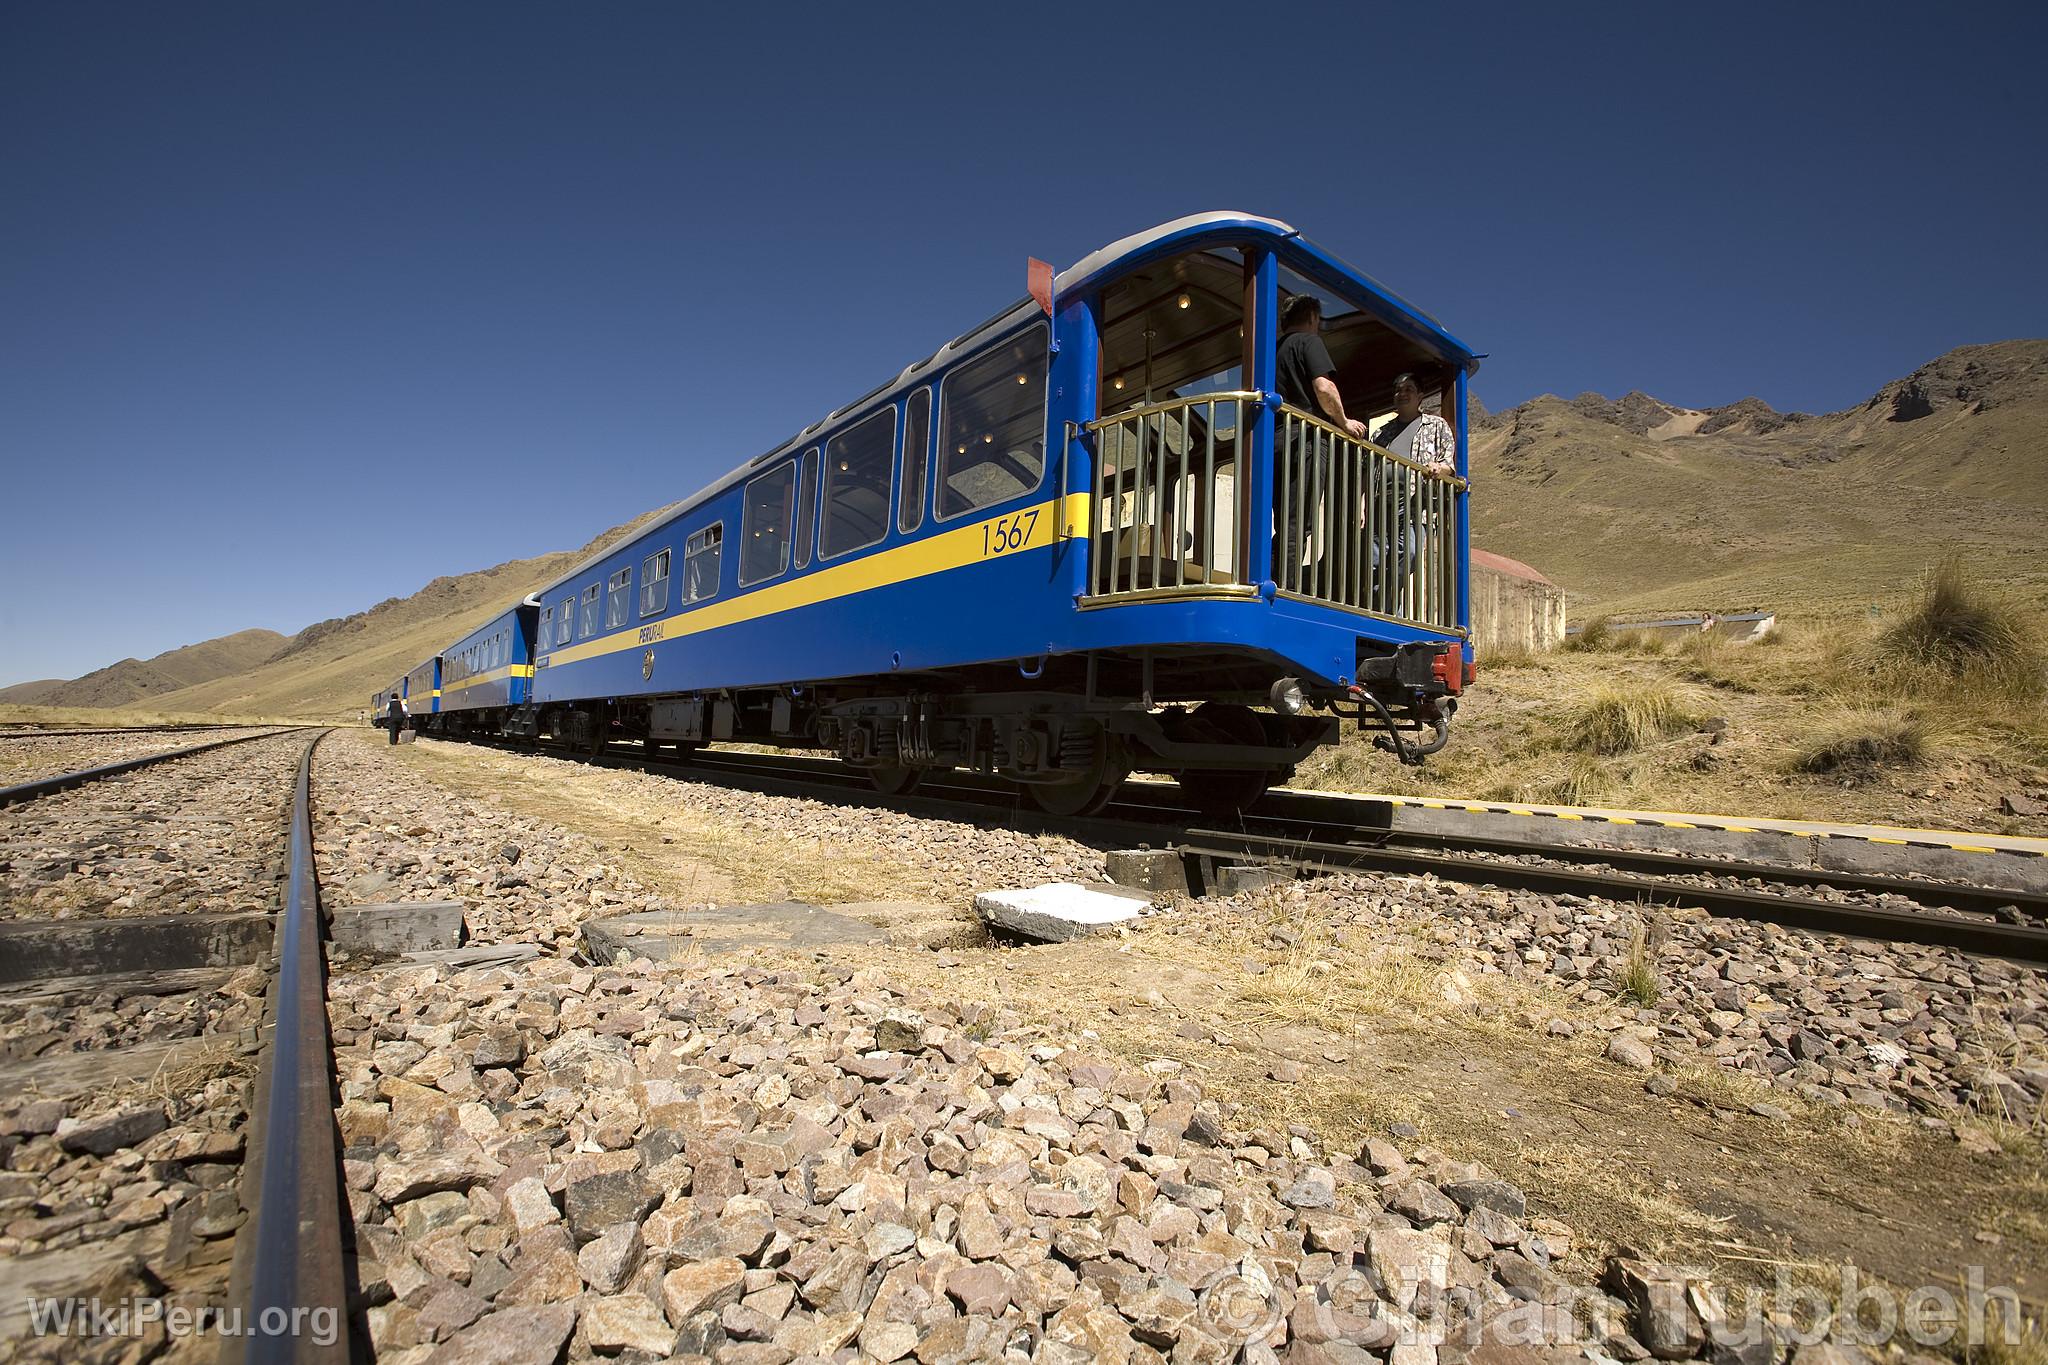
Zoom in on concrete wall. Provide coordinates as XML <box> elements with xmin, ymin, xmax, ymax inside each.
<box><xmin>1471</xmin><ymin>561</ymin><xmax>1565</xmax><ymax>654</ymax></box>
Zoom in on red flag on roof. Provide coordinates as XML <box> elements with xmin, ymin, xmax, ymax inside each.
<box><xmin>1027</xmin><ymin>257</ymin><xmax>1054</xmax><ymax>316</ymax></box>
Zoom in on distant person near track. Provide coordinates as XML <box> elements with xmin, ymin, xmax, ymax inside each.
<box><xmin>384</xmin><ymin>691</ymin><xmax>406</xmax><ymax>745</ymax></box>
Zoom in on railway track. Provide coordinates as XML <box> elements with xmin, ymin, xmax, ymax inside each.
<box><xmin>451</xmin><ymin>734</ymin><xmax>2048</xmax><ymax>963</ymax></box>
<box><xmin>0</xmin><ymin>728</ymin><xmax>348</xmax><ymax>1359</ymax></box>
<box><xmin>0</xmin><ymin>723</ymin><xmax>264</xmax><ymax>741</ymax></box>
<box><xmin>0</xmin><ymin>728</ymin><xmax>304</xmax><ymax>807</ymax></box>
<box><xmin>225</xmin><ymin>731</ymin><xmax>349</xmax><ymax>1364</ymax></box>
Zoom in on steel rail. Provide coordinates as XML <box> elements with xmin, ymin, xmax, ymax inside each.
<box><xmin>1170</xmin><ymin>828</ymin><xmax>2048</xmax><ymax>964</ymax></box>
<box><xmin>225</xmin><ymin>729</ymin><xmax>349</xmax><ymax>1363</ymax></box>
<box><xmin>590</xmin><ymin>746</ymin><xmax>2048</xmax><ymax>918</ymax></box>
<box><xmin>440</xmin><ymin>736</ymin><xmax>2048</xmax><ymax>947</ymax></box>
<box><xmin>0</xmin><ymin>723</ymin><xmax>266</xmax><ymax>741</ymax></box>
<box><xmin>0</xmin><ymin>728</ymin><xmax>309</xmax><ymax>807</ymax></box>
<box><xmin>1111</xmin><ymin>783</ymin><xmax>2048</xmax><ymax>920</ymax></box>
<box><xmin>1325</xmin><ymin>823</ymin><xmax>2041</xmax><ymax>918</ymax></box>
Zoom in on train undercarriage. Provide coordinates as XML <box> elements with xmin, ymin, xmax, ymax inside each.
<box><xmin>429</xmin><ymin>642</ymin><xmax>1458</xmax><ymax>817</ymax></box>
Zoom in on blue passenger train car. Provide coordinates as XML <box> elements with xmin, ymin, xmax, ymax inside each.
<box><xmin>401</xmin><ymin>657</ymin><xmax>440</xmax><ymax>721</ymax></box>
<box><xmin>434</xmin><ymin>602</ymin><xmax>540</xmax><ymax>730</ymax></box>
<box><xmin>396</xmin><ymin>213</ymin><xmax>1477</xmax><ymax>814</ymax></box>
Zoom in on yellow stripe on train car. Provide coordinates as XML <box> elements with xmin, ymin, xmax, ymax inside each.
<box><xmin>539</xmin><ymin>494</ymin><xmax>1093</xmax><ymax>670</ymax></box>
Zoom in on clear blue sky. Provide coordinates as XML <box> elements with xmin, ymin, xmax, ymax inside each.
<box><xmin>3</xmin><ymin>2</ymin><xmax>2043</xmax><ymax>686</ymax></box>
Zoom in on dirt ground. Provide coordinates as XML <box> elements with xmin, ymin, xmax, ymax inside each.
<box><xmin>366</xmin><ymin>734</ymin><xmax>2048</xmax><ymax>1314</ymax></box>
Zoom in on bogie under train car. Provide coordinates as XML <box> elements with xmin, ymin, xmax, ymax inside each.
<box><xmin>386</xmin><ymin>212</ymin><xmax>1478</xmax><ymax>814</ymax></box>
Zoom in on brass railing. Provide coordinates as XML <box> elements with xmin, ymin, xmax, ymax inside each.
<box><xmin>1274</xmin><ymin>403</ymin><xmax>1464</xmax><ymax>631</ymax></box>
<box><xmin>1081</xmin><ymin>394</ymin><xmax>1465</xmax><ymax>633</ymax></box>
<box><xmin>1084</xmin><ymin>391</ymin><xmax>1253</xmax><ymax>600</ymax></box>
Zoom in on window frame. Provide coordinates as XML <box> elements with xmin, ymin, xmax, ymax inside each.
<box><xmin>578</xmin><ymin>583</ymin><xmax>601</xmax><ymax>638</ymax></box>
<box><xmin>739</xmin><ymin>462</ymin><xmax>799</xmax><ymax>588</ymax></box>
<box><xmin>898</xmin><ymin>387</ymin><xmax>931</xmax><ymax>535</ymax></box>
<box><xmin>539</xmin><ymin>605</ymin><xmax>553</xmax><ymax>651</ymax></box>
<box><xmin>556</xmin><ymin>597</ymin><xmax>574</xmax><ymax>646</ymax></box>
<box><xmin>934</xmin><ymin>321</ymin><xmax>1052</xmax><ymax>525</ymax></box>
<box><xmin>605</xmin><ymin>567</ymin><xmax>632</xmax><ymax>629</ymax></box>
<box><xmin>820</xmin><ymin>404</ymin><xmax>899</xmax><ymax>561</ymax></box>
<box><xmin>640</xmin><ymin>547</ymin><xmax>671</xmax><ymax>617</ymax></box>
<box><xmin>683</xmin><ymin>522</ymin><xmax>724</xmax><ymax>604</ymax></box>
<box><xmin>793</xmin><ymin>448</ymin><xmax>819</xmax><ymax>570</ymax></box>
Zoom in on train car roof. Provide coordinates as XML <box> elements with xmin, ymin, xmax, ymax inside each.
<box><xmin>524</xmin><ymin>211</ymin><xmax>1476</xmax><ymax>605</ymax></box>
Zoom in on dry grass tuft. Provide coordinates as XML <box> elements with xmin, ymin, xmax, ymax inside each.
<box><xmin>1479</xmin><ymin>643</ymin><xmax>1541</xmax><ymax>672</ymax></box>
<box><xmin>1528</xmin><ymin>754</ymin><xmax>1618</xmax><ymax>806</ymax></box>
<box><xmin>1617</xmin><ymin>922</ymin><xmax>1659</xmax><ymax>1008</ymax></box>
<box><xmin>1866</xmin><ymin>558</ymin><xmax>2047</xmax><ymax>703</ymax></box>
<box><xmin>1568</xmin><ymin>682</ymin><xmax>1704</xmax><ymax>756</ymax></box>
<box><xmin>1950</xmin><ymin>1300</ymin><xmax>2048</xmax><ymax>1365</ymax></box>
<box><xmin>1564</xmin><ymin>616</ymin><xmax>1613</xmax><ymax>652</ymax></box>
<box><xmin>1788</xmin><ymin>706</ymin><xmax>1932</xmax><ymax>778</ymax></box>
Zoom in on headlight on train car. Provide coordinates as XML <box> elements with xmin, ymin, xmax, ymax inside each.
<box><xmin>1268</xmin><ymin>677</ymin><xmax>1307</xmax><ymax>715</ymax></box>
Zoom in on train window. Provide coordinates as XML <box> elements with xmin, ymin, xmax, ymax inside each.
<box><xmin>740</xmin><ymin>463</ymin><xmax>797</xmax><ymax>586</ymax></box>
<box><xmin>579</xmin><ymin>584</ymin><xmax>601</xmax><ymax>638</ymax></box>
<box><xmin>793</xmin><ymin>449</ymin><xmax>818</xmax><ymax>570</ymax></box>
<box><xmin>557</xmin><ymin>597</ymin><xmax>573</xmax><ymax>645</ymax></box>
<box><xmin>641</xmin><ymin>548</ymin><xmax>670</xmax><ymax>616</ymax></box>
<box><xmin>821</xmin><ymin>405</ymin><xmax>896</xmax><ymax>558</ymax></box>
<box><xmin>539</xmin><ymin>606</ymin><xmax>553</xmax><ymax>649</ymax></box>
<box><xmin>899</xmin><ymin>388</ymin><xmax>930</xmax><ymax>534</ymax></box>
<box><xmin>684</xmin><ymin>524</ymin><xmax>722</xmax><ymax>603</ymax></box>
<box><xmin>605</xmin><ymin>568</ymin><xmax>631</xmax><ymax>629</ymax></box>
<box><xmin>937</xmin><ymin>322</ymin><xmax>1048</xmax><ymax>521</ymax></box>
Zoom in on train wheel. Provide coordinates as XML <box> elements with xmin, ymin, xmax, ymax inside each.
<box><xmin>1025</xmin><ymin>739</ymin><xmax>1129</xmax><ymax>818</ymax></box>
<box><xmin>1176</xmin><ymin>703</ymin><xmax>1278</xmax><ymax>818</ymax></box>
<box><xmin>869</xmin><ymin>764</ymin><xmax>922</xmax><ymax>797</ymax></box>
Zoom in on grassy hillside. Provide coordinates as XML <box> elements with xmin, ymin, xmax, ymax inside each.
<box><xmin>1470</xmin><ymin>340</ymin><xmax>2048</xmax><ymax>618</ymax></box>
<box><xmin>0</xmin><ymin>680</ymin><xmax>67</xmax><ymax>705</ymax></box>
<box><xmin>137</xmin><ymin>508</ymin><xmax>670</xmax><ymax>720</ymax></box>
<box><xmin>0</xmin><ymin>628</ymin><xmax>288</xmax><ymax>708</ymax></box>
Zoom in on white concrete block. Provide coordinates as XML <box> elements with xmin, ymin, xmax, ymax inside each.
<box><xmin>973</xmin><ymin>882</ymin><xmax>1148</xmax><ymax>943</ymax></box>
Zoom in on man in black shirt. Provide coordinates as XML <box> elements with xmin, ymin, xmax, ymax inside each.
<box><xmin>1273</xmin><ymin>294</ymin><xmax>1365</xmax><ymax>584</ymax></box>
<box><xmin>1275</xmin><ymin>294</ymin><xmax>1366</xmax><ymax>438</ymax></box>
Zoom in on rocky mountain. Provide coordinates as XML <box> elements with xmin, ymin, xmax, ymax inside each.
<box><xmin>6</xmin><ymin>509</ymin><xmax>669</xmax><ymax>721</ymax></box>
<box><xmin>0</xmin><ymin>629</ymin><xmax>289</xmax><ymax>708</ymax></box>
<box><xmin>139</xmin><ymin>509</ymin><xmax>672</xmax><ymax>719</ymax></box>
<box><xmin>1468</xmin><ymin>339</ymin><xmax>2048</xmax><ymax>615</ymax></box>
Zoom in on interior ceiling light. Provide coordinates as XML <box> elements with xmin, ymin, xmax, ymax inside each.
<box><xmin>1176</xmin><ymin>294</ymin><xmax>1191</xmax><ymax>309</ymax></box>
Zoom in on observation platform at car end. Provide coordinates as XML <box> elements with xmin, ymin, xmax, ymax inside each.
<box><xmin>1297</xmin><ymin>786</ymin><xmax>2048</xmax><ymax>893</ymax></box>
